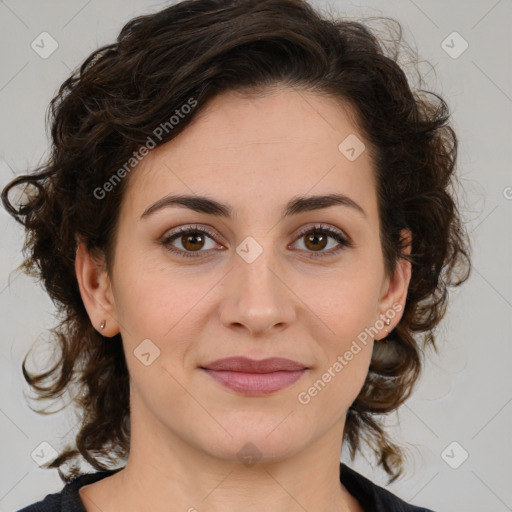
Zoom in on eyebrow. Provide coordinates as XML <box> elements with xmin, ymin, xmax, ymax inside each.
<box><xmin>140</xmin><ymin>193</ymin><xmax>366</xmax><ymax>220</ymax></box>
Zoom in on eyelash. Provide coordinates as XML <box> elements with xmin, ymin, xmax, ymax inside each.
<box><xmin>162</xmin><ymin>224</ymin><xmax>352</xmax><ymax>259</ymax></box>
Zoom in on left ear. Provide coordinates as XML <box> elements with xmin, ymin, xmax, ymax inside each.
<box><xmin>375</xmin><ymin>229</ymin><xmax>412</xmax><ymax>340</ymax></box>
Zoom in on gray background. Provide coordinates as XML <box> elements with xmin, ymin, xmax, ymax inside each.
<box><xmin>1</xmin><ymin>1</ymin><xmax>511</xmax><ymax>511</ymax></box>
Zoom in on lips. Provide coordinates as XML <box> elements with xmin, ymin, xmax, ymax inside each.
<box><xmin>201</xmin><ymin>356</ymin><xmax>307</xmax><ymax>373</ymax></box>
<box><xmin>200</xmin><ymin>357</ymin><xmax>308</xmax><ymax>396</ymax></box>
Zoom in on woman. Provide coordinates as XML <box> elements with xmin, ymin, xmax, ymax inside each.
<box><xmin>2</xmin><ymin>0</ymin><xmax>470</xmax><ymax>510</ymax></box>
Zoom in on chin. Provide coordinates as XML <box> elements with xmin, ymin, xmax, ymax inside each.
<box><xmin>195</xmin><ymin>424</ymin><xmax>308</xmax><ymax>466</ymax></box>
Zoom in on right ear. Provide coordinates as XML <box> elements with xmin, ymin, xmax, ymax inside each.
<box><xmin>75</xmin><ymin>239</ymin><xmax>120</xmax><ymax>337</ymax></box>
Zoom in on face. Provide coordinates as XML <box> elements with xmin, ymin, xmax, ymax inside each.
<box><xmin>78</xmin><ymin>86</ymin><xmax>410</xmax><ymax>466</ymax></box>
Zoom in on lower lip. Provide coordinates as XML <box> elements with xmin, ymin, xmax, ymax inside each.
<box><xmin>201</xmin><ymin>369</ymin><xmax>307</xmax><ymax>395</ymax></box>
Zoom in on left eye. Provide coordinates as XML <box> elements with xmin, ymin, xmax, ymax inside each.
<box><xmin>162</xmin><ymin>224</ymin><xmax>351</xmax><ymax>259</ymax></box>
<box><xmin>291</xmin><ymin>225</ymin><xmax>352</xmax><ymax>258</ymax></box>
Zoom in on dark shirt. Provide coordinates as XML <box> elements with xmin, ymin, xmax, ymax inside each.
<box><xmin>17</xmin><ymin>463</ymin><xmax>435</xmax><ymax>511</ymax></box>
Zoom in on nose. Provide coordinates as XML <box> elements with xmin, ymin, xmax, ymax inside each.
<box><xmin>218</xmin><ymin>247</ymin><xmax>297</xmax><ymax>337</ymax></box>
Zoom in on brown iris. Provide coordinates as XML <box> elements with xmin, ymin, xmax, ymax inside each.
<box><xmin>303</xmin><ymin>230</ymin><xmax>328</xmax><ymax>251</ymax></box>
<box><xmin>181</xmin><ymin>231</ymin><xmax>206</xmax><ymax>251</ymax></box>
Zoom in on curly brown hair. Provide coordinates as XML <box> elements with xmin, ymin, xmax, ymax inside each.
<box><xmin>1</xmin><ymin>0</ymin><xmax>471</xmax><ymax>485</ymax></box>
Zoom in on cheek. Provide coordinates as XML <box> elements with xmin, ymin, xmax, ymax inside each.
<box><xmin>111</xmin><ymin>244</ymin><xmax>203</xmax><ymax>337</ymax></box>
<box><xmin>311</xmin><ymin>271</ymin><xmax>382</xmax><ymax>340</ymax></box>
<box><xmin>301</xmin><ymin>274</ymin><xmax>380</xmax><ymax>396</ymax></box>
<box><xmin>296</xmin><ymin>327</ymin><xmax>373</xmax><ymax>425</ymax></box>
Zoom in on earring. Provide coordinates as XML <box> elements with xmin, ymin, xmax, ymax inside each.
<box><xmin>385</xmin><ymin>318</ymin><xmax>391</xmax><ymax>326</ymax></box>
<box><xmin>99</xmin><ymin>321</ymin><xmax>105</xmax><ymax>330</ymax></box>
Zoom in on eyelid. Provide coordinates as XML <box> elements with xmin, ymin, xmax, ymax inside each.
<box><xmin>162</xmin><ymin>224</ymin><xmax>224</xmax><ymax>243</ymax></box>
<box><xmin>293</xmin><ymin>223</ymin><xmax>352</xmax><ymax>245</ymax></box>
<box><xmin>161</xmin><ymin>222</ymin><xmax>353</xmax><ymax>258</ymax></box>
<box><xmin>161</xmin><ymin>224</ymin><xmax>221</xmax><ymax>249</ymax></box>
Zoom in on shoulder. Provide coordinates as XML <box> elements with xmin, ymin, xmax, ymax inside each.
<box><xmin>16</xmin><ymin>493</ymin><xmax>60</xmax><ymax>512</ymax></box>
<box><xmin>16</xmin><ymin>471</ymin><xmax>117</xmax><ymax>512</ymax></box>
<box><xmin>339</xmin><ymin>463</ymin><xmax>437</xmax><ymax>512</ymax></box>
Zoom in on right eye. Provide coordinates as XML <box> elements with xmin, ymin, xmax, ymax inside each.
<box><xmin>162</xmin><ymin>225</ymin><xmax>222</xmax><ymax>258</ymax></box>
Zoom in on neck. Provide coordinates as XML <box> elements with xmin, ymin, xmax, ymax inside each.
<box><xmin>86</xmin><ymin>404</ymin><xmax>360</xmax><ymax>512</ymax></box>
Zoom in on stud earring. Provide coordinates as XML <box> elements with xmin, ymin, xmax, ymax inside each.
<box><xmin>99</xmin><ymin>321</ymin><xmax>105</xmax><ymax>330</ymax></box>
<box><xmin>385</xmin><ymin>318</ymin><xmax>391</xmax><ymax>326</ymax></box>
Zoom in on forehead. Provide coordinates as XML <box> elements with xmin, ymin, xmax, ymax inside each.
<box><xmin>121</xmin><ymin>87</ymin><xmax>378</xmax><ymax>222</ymax></box>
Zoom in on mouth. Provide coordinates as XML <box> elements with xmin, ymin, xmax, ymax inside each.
<box><xmin>200</xmin><ymin>356</ymin><xmax>308</xmax><ymax>396</ymax></box>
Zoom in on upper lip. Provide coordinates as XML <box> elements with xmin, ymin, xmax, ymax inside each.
<box><xmin>201</xmin><ymin>357</ymin><xmax>307</xmax><ymax>373</ymax></box>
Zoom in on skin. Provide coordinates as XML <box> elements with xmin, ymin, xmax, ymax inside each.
<box><xmin>75</xmin><ymin>86</ymin><xmax>411</xmax><ymax>512</ymax></box>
